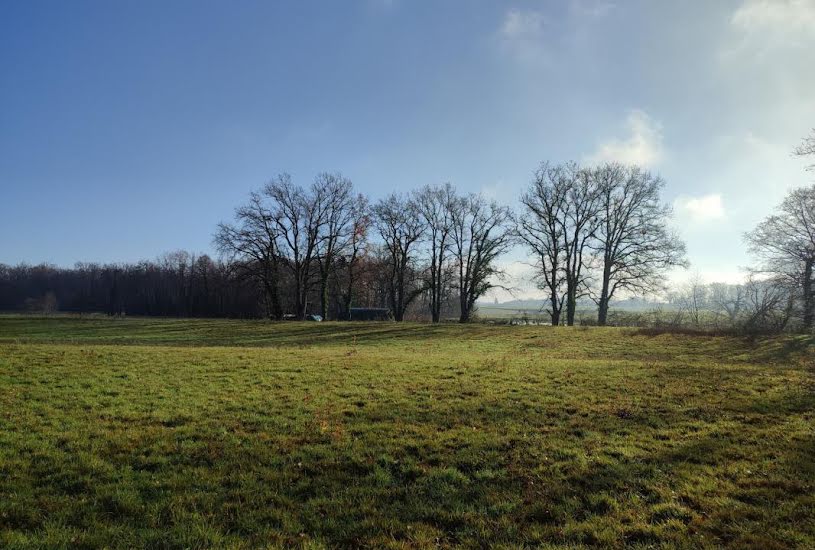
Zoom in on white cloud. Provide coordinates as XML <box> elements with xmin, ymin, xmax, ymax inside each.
<box><xmin>731</xmin><ymin>0</ymin><xmax>815</xmax><ymax>35</ymax></box>
<box><xmin>724</xmin><ymin>0</ymin><xmax>815</xmax><ymax>57</ymax></box>
<box><xmin>499</xmin><ymin>9</ymin><xmax>545</xmax><ymax>39</ymax></box>
<box><xmin>708</xmin><ymin>132</ymin><xmax>808</xmax><ymax>206</ymax></box>
<box><xmin>585</xmin><ymin>110</ymin><xmax>664</xmax><ymax>167</ymax></box>
<box><xmin>496</xmin><ymin>9</ymin><xmax>551</xmax><ymax>65</ymax></box>
<box><xmin>674</xmin><ymin>194</ymin><xmax>726</xmax><ymax>223</ymax></box>
<box><xmin>497</xmin><ymin>4</ymin><xmax>613</xmax><ymax>65</ymax></box>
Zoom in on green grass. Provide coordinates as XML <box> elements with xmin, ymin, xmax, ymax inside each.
<box><xmin>1</xmin><ymin>316</ymin><xmax>813</xmax><ymax>548</ymax></box>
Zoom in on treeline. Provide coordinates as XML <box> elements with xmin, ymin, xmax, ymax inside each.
<box><xmin>570</xmin><ymin>278</ymin><xmax>807</xmax><ymax>333</ymax></box>
<box><xmin>0</xmin><ymin>251</ymin><xmax>414</xmax><ymax>320</ymax></box>
<box><xmin>212</xmin><ymin>173</ymin><xmax>512</xmax><ymax>322</ymax></box>
<box><xmin>2</xmin><ymin>157</ymin><xmax>814</xmax><ymax>331</ymax></box>
<box><xmin>0</xmin><ymin>254</ymin><xmax>262</xmax><ymax>317</ymax></box>
<box><xmin>666</xmin><ymin>278</ymin><xmax>806</xmax><ymax>333</ymax></box>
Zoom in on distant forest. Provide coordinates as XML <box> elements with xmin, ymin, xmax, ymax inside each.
<box><xmin>0</xmin><ymin>251</ymin><xmax>426</xmax><ymax>320</ymax></box>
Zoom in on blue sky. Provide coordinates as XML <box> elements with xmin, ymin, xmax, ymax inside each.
<box><xmin>1</xmin><ymin>0</ymin><xmax>813</xmax><ymax>298</ymax></box>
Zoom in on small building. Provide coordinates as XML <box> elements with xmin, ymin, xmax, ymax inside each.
<box><xmin>349</xmin><ymin>307</ymin><xmax>392</xmax><ymax>321</ymax></box>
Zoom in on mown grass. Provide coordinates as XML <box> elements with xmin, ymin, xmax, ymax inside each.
<box><xmin>0</xmin><ymin>317</ymin><xmax>813</xmax><ymax>548</ymax></box>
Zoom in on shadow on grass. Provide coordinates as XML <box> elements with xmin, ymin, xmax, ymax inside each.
<box><xmin>746</xmin><ymin>334</ymin><xmax>815</xmax><ymax>365</ymax></box>
<box><xmin>2</xmin><ymin>381</ymin><xmax>814</xmax><ymax>548</ymax></box>
<box><xmin>0</xmin><ymin>316</ymin><xmax>471</xmax><ymax>348</ymax></box>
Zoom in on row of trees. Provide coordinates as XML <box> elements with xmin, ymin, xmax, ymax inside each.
<box><xmin>518</xmin><ymin>163</ymin><xmax>687</xmax><ymax>326</ymax></box>
<box><xmin>0</xmin><ymin>253</ymin><xmax>262</xmax><ymax>317</ymax></box>
<box><xmin>212</xmin><ymin>162</ymin><xmax>693</xmax><ymax>325</ymax></box>
<box><xmin>666</xmin><ymin>276</ymin><xmax>803</xmax><ymax>332</ymax></box>
<box><xmin>2</xmin><ymin>134</ymin><xmax>813</xmax><ymax>330</ymax></box>
<box><xmin>214</xmin><ymin>174</ymin><xmax>514</xmax><ymax>322</ymax></box>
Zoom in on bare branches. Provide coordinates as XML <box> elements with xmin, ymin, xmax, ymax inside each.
<box><xmin>745</xmin><ymin>184</ymin><xmax>815</xmax><ymax>330</ymax></box>
<box><xmin>451</xmin><ymin>193</ymin><xmax>514</xmax><ymax>323</ymax></box>
<box><xmin>213</xmin><ymin>189</ymin><xmax>283</xmax><ymax>318</ymax></box>
<box><xmin>264</xmin><ymin>174</ymin><xmax>330</xmax><ymax>320</ymax></box>
<box><xmin>313</xmin><ymin>172</ymin><xmax>356</xmax><ymax>319</ymax></box>
<box><xmin>517</xmin><ymin>163</ymin><xmax>571</xmax><ymax>325</ymax></box>
<box><xmin>794</xmin><ymin>129</ymin><xmax>815</xmax><ymax>171</ymax></box>
<box><xmin>591</xmin><ymin>163</ymin><xmax>687</xmax><ymax>325</ymax></box>
<box><xmin>373</xmin><ymin>193</ymin><xmax>426</xmax><ymax>322</ymax></box>
<box><xmin>415</xmin><ymin>183</ymin><xmax>457</xmax><ymax>322</ymax></box>
<box><xmin>517</xmin><ymin>161</ymin><xmax>686</xmax><ymax>326</ymax></box>
<box><xmin>518</xmin><ymin>162</ymin><xmax>602</xmax><ymax>326</ymax></box>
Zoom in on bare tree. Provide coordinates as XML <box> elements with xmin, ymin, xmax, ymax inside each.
<box><xmin>214</xmin><ymin>191</ymin><xmax>283</xmax><ymax>319</ymax></box>
<box><xmin>676</xmin><ymin>273</ymin><xmax>707</xmax><ymax>328</ymax></box>
<box><xmin>591</xmin><ymin>164</ymin><xmax>687</xmax><ymax>325</ymax></box>
<box><xmin>518</xmin><ymin>164</ymin><xmax>570</xmax><ymax>325</ymax></box>
<box><xmin>451</xmin><ymin>193</ymin><xmax>513</xmax><ymax>323</ymax></box>
<box><xmin>518</xmin><ymin>162</ymin><xmax>601</xmax><ymax>326</ymax></box>
<box><xmin>795</xmin><ymin>129</ymin><xmax>815</xmax><ymax>170</ymax></box>
<box><xmin>415</xmin><ymin>183</ymin><xmax>456</xmax><ymax>322</ymax></box>
<box><xmin>373</xmin><ymin>193</ymin><xmax>426</xmax><ymax>321</ymax></box>
<box><xmin>745</xmin><ymin>184</ymin><xmax>815</xmax><ymax>331</ymax></box>
<box><xmin>314</xmin><ymin>172</ymin><xmax>355</xmax><ymax>320</ymax></box>
<box><xmin>709</xmin><ymin>282</ymin><xmax>746</xmax><ymax>327</ymax></box>
<box><xmin>336</xmin><ymin>193</ymin><xmax>371</xmax><ymax>319</ymax></box>
<box><xmin>266</xmin><ymin>174</ymin><xmax>328</xmax><ymax>320</ymax></box>
<box><xmin>742</xmin><ymin>276</ymin><xmax>796</xmax><ymax>333</ymax></box>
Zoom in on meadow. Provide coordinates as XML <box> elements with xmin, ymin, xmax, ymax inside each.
<box><xmin>0</xmin><ymin>316</ymin><xmax>813</xmax><ymax>548</ymax></box>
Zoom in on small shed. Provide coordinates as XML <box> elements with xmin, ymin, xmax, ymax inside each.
<box><xmin>349</xmin><ymin>308</ymin><xmax>392</xmax><ymax>321</ymax></box>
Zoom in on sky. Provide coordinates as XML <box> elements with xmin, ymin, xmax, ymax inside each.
<box><xmin>1</xmin><ymin>0</ymin><xmax>813</xmax><ymax>300</ymax></box>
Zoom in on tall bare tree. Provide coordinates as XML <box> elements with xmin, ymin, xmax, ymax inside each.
<box><xmin>374</xmin><ymin>193</ymin><xmax>426</xmax><ymax>322</ymax></box>
<box><xmin>563</xmin><ymin>167</ymin><xmax>603</xmax><ymax>325</ymax></box>
<box><xmin>745</xmin><ymin>184</ymin><xmax>815</xmax><ymax>331</ymax></box>
<box><xmin>266</xmin><ymin>174</ymin><xmax>328</xmax><ymax>320</ymax></box>
<box><xmin>336</xmin><ymin>193</ymin><xmax>371</xmax><ymax>319</ymax></box>
<box><xmin>451</xmin><ymin>193</ymin><xmax>513</xmax><ymax>323</ymax></box>
<box><xmin>591</xmin><ymin>163</ymin><xmax>687</xmax><ymax>325</ymax></box>
<box><xmin>519</xmin><ymin>162</ymin><xmax>601</xmax><ymax>326</ymax></box>
<box><xmin>415</xmin><ymin>183</ymin><xmax>456</xmax><ymax>322</ymax></box>
<box><xmin>214</xmin><ymin>191</ymin><xmax>283</xmax><ymax>319</ymax></box>
<box><xmin>518</xmin><ymin>163</ymin><xmax>570</xmax><ymax>325</ymax></box>
<box><xmin>314</xmin><ymin>172</ymin><xmax>355</xmax><ymax>320</ymax></box>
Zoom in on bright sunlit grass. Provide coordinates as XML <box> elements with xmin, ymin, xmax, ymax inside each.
<box><xmin>0</xmin><ymin>317</ymin><xmax>813</xmax><ymax>548</ymax></box>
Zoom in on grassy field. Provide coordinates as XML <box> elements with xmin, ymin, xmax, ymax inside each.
<box><xmin>0</xmin><ymin>316</ymin><xmax>813</xmax><ymax>549</ymax></box>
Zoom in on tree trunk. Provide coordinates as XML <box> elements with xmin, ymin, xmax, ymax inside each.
<box><xmin>549</xmin><ymin>292</ymin><xmax>560</xmax><ymax>326</ymax></box>
<box><xmin>431</xmin><ymin>284</ymin><xmax>441</xmax><ymax>323</ymax></box>
<box><xmin>597</xmin><ymin>263</ymin><xmax>611</xmax><ymax>326</ymax></box>
<box><xmin>566</xmin><ymin>286</ymin><xmax>577</xmax><ymax>326</ymax></box>
<box><xmin>459</xmin><ymin>291</ymin><xmax>469</xmax><ymax>323</ymax></box>
<box><xmin>295</xmin><ymin>276</ymin><xmax>307</xmax><ymax>320</ymax></box>
<box><xmin>432</xmin><ymin>274</ymin><xmax>441</xmax><ymax>322</ymax></box>
<box><xmin>319</xmin><ymin>273</ymin><xmax>329</xmax><ymax>320</ymax></box>
<box><xmin>804</xmin><ymin>258</ymin><xmax>814</xmax><ymax>331</ymax></box>
<box><xmin>264</xmin><ymin>278</ymin><xmax>283</xmax><ymax>320</ymax></box>
<box><xmin>343</xmin><ymin>278</ymin><xmax>353</xmax><ymax>321</ymax></box>
<box><xmin>597</xmin><ymin>299</ymin><xmax>609</xmax><ymax>326</ymax></box>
